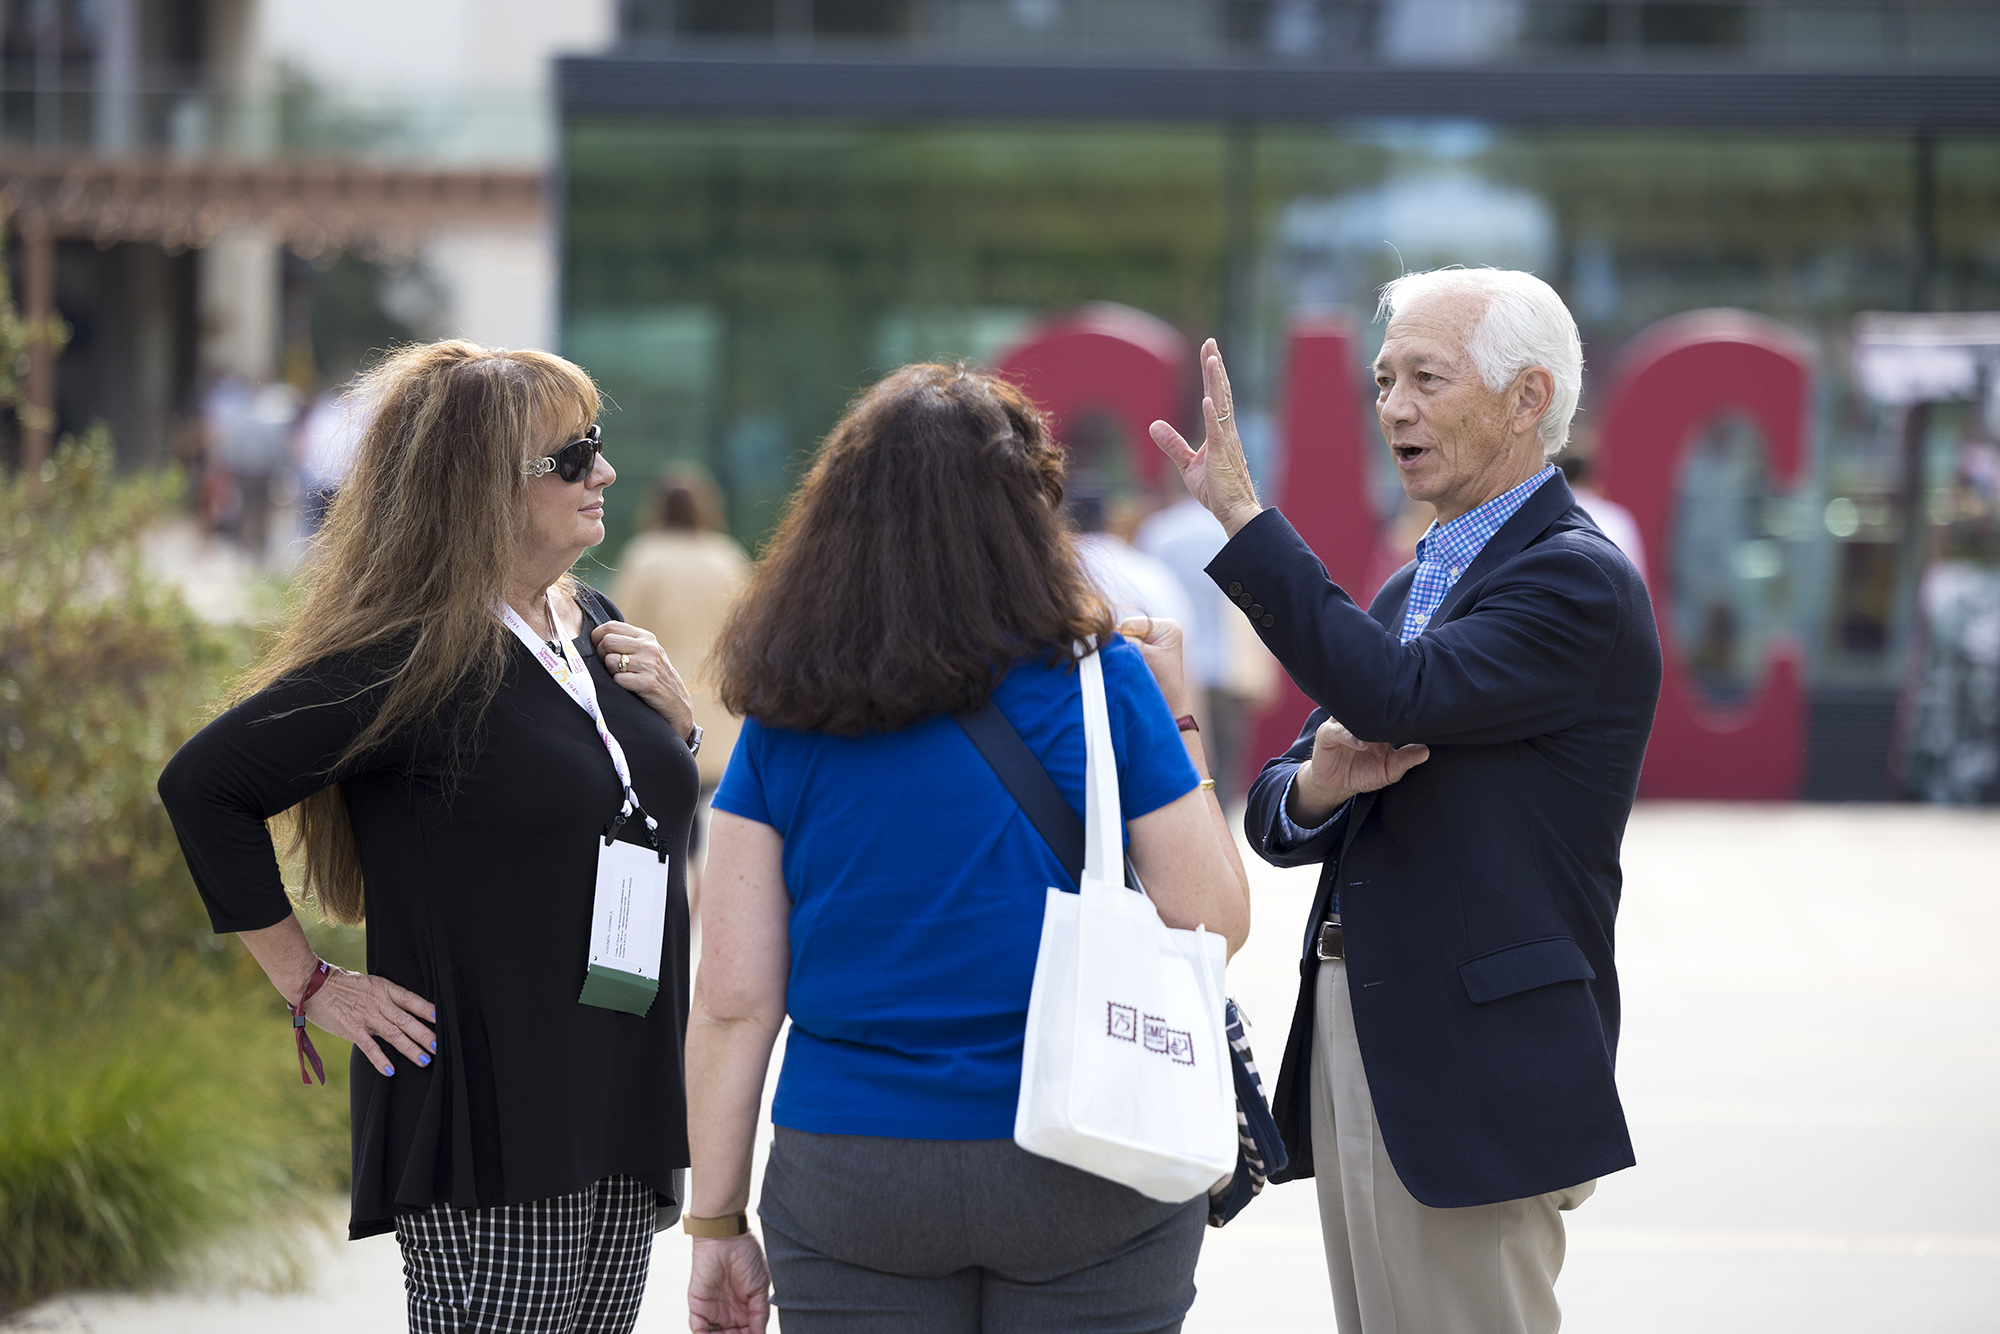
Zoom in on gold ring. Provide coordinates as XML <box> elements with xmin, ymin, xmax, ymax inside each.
<box><xmin>615</xmin><ymin>653</ymin><xmax>630</xmax><ymax>673</ymax></box>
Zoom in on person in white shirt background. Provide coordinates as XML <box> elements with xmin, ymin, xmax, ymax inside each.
<box><xmin>1556</xmin><ymin>449</ymin><xmax>1648</xmax><ymax>582</ymax></box>
<box><xmin>1070</xmin><ymin>490</ymin><xmax>1197</xmax><ymax>650</ymax></box>
<box><xmin>297</xmin><ymin>390</ymin><xmax>367</xmax><ymax>537</ymax></box>
<box><xmin>1136</xmin><ymin>484</ymin><xmax>1278</xmax><ymax>806</ymax></box>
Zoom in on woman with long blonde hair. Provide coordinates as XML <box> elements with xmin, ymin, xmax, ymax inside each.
<box><xmin>160</xmin><ymin>341</ymin><xmax>702</xmax><ymax>1333</ymax></box>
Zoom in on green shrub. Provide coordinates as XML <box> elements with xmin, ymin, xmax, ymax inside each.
<box><xmin>0</xmin><ymin>437</ymin><xmax>356</xmax><ymax>1310</ymax></box>
<box><xmin>0</xmin><ymin>431</ymin><xmax>244</xmax><ymax>971</ymax></box>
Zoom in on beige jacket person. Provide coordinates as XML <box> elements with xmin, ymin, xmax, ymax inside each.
<box><xmin>609</xmin><ymin>528</ymin><xmax>749</xmax><ymax>787</ymax></box>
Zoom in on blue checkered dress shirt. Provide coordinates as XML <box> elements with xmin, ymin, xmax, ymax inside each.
<box><xmin>1275</xmin><ymin>465</ymin><xmax>1558</xmax><ymax>859</ymax></box>
<box><xmin>1399</xmin><ymin>465</ymin><xmax>1557</xmax><ymax>643</ymax></box>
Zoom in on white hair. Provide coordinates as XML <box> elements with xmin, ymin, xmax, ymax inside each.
<box><xmin>1376</xmin><ymin>268</ymin><xmax>1583</xmax><ymax>459</ymax></box>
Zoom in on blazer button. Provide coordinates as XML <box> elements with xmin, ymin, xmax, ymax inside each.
<box><xmin>1249</xmin><ymin>604</ymin><xmax>1264</xmax><ymax>618</ymax></box>
<box><xmin>1227</xmin><ymin>582</ymin><xmax>1243</xmax><ymax>598</ymax></box>
<box><xmin>1237</xmin><ymin>592</ymin><xmax>1253</xmax><ymax>607</ymax></box>
<box><xmin>1262</xmin><ymin>614</ymin><xmax>1276</xmax><ymax>628</ymax></box>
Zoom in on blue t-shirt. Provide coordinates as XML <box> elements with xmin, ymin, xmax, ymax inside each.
<box><xmin>711</xmin><ymin>636</ymin><xmax>1200</xmax><ymax>1140</ymax></box>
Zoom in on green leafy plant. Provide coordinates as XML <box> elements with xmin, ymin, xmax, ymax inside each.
<box><xmin>0</xmin><ymin>437</ymin><xmax>357</xmax><ymax>1312</ymax></box>
<box><xmin>0</xmin><ymin>430</ymin><xmax>244</xmax><ymax>970</ymax></box>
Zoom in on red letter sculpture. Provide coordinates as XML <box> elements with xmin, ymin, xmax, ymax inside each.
<box><xmin>1246</xmin><ymin>316</ymin><xmax>1377</xmax><ymax>788</ymax></box>
<box><xmin>1596</xmin><ymin>310</ymin><xmax>1813</xmax><ymax>800</ymax></box>
<box><xmin>995</xmin><ymin>303</ymin><xmax>1190</xmax><ymax>492</ymax></box>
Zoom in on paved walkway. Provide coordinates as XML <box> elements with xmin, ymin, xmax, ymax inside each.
<box><xmin>138</xmin><ymin>515</ymin><xmax>307</xmax><ymax>626</ymax></box>
<box><xmin>13</xmin><ymin>804</ymin><xmax>1998</xmax><ymax>1332</ymax></box>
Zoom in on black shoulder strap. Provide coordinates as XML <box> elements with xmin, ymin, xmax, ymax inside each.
<box><xmin>955</xmin><ymin>699</ymin><xmax>1086</xmax><ymax>890</ymax></box>
<box><xmin>575</xmin><ymin>585</ymin><xmax>613</xmax><ymax>630</ymax></box>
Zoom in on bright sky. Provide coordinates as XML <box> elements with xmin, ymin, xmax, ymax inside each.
<box><xmin>257</xmin><ymin>0</ymin><xmax>616</xmax><ymax>94</ymax></box>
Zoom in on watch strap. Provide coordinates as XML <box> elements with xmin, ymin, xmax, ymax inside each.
<box><xmin>683</xmin><ymin>1210</ymin><xmax>749</xmax><ymax>1238</ymax></box>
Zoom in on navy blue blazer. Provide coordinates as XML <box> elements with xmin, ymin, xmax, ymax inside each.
<box><xmin>1207</xmin><ymin>473</ymin><xmax>1661</xmax><ymax>1209</ymax></box>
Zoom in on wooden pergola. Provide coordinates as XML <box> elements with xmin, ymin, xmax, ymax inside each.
<box><xmin>0</xmin><ymin>152</ymin><xmax>547</xmax><ymax>469</ymax></box>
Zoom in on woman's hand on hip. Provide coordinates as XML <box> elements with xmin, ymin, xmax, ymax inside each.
<box><xmin>689</xmin><ymin>1235</ymin><xmax>771</xmax><ymax>1334</ymax></box>
<box><xmin>304</xmin><ymin>969</ymin><xmax>436</xmax><ymax>1078</ymax></box>
<box><xmin>1117</xmin><ymin>615</ymin><xmax>1193</xmax><ymax>717</ymax></box>
<box><xmin>591</xmin><ymin>620</ymin><xmax>697</xmax><ymax>742</ymax></box>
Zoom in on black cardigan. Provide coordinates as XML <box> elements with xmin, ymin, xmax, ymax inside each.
<box><xmin>158</xmin><ymin>589</ymin><xmax>696</xmax><ymax>1239</ymax></box>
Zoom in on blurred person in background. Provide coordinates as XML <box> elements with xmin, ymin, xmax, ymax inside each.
<box><xmin>1556</xmin><ymin>447</ymin><xmax>1647</xmax><ymax>579</ymax></box>
<box><xmin>1898</xmin><ymin>440</ymin><xmax>2000</xmax><ymax>804</ymax></box>
<box><xmin>1070</xmin><ymin>489</ymin><xmax>1199</xmax><ymax>685</ymax></box>
<box><xmin>205</xmin><ymin>375</ymin><xmax>301</xmax><ymax>559</ymax></box>
<box><xmin>296</xmin><ymin>387</ymin><xmax>367</xmax><ymax>538</ymax></box>
<box><xmin>159</xmin><ymin>341</ymin><xmax>702</xmax><ymax>1334</ymax></box>
<box><xmin>198</xmin><ymin>374</ymin><xmax>252</xmax><ymax>538</ymax></box>
<box><xmin>1137</xmin><ymin>479</ymin><xmax>1275</xmax><ymax>805</ymax></box>
<box><xmin>610</xmin><ymin>465</ymin><xmax>751</xmax><ymax>906</ymax></box>
<box><xmin>682</xmin><ymin>364</ymin><xmax>1250</xmax><ymax>1334</ymax></box>
<box><xmin>1153</xmin><ymin>267</ymin><xmax>1661</xmax><ymax>1334</ymax></box>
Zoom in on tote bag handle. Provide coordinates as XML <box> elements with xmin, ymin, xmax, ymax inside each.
<box><xmin>1078</xmin><ymin>647</ymin><xmax>1124</xmax><ymax>889</ymax></box>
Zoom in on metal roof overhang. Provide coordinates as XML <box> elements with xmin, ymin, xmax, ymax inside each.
<box><xmin>559</xmin><ymin>53</ymin><xmax>2000</xmax><ymax>130</ymax></box>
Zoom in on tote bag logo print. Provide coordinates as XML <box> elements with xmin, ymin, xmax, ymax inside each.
<box><xmin>1106</xmin><ymin>1003</ymin><xmax>1198</xmax><ymax>1068</ymax></box>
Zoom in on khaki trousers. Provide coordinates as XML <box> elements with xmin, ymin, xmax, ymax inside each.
<box><xmin>1310</xmin><ymin>962</ymin><xmax>1594</xmax><ymax>1334</ymax></box>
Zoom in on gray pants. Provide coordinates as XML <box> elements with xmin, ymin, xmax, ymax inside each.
<box><xmin>759</xmin><ymin>1126</ymin><xmax>1208</xmax><ymax>1333</ymax></box>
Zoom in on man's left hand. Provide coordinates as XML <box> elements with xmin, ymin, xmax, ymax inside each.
<box><xmin>1289</xmin><ymin>717</ymin><xmax>1430</xmax><ymax>826</ymax></box>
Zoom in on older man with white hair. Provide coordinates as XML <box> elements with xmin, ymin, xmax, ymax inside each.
<box><xmin>1152</xmin><ymin>268</ymin><xmax>1662</xmax><ymax>1333</ymax></box>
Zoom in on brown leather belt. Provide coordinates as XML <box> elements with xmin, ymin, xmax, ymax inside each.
<box><xmin>1316</xmin><ymin>916</ymin><xmax>1344</xmax><ymax>961</ymax></box>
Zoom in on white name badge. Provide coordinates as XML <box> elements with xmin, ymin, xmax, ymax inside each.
<box><xmin>578</xmin><ymin>837</ymin><xmax>670</xmax><ymax>1017</ymax></box>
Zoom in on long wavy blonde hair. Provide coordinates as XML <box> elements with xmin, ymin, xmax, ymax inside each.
<box><xmin>233</xmin><ymin>340</ymin><xmax>599</xmax><ymax>924</ymax></box>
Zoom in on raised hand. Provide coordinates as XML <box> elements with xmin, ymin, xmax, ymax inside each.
<box><xmin>689</xmin><ymin>1234</ymin><xmax>772</xmax><ymax>1334</ymax></box>
<box><xmin>1149</xmin><ymin>338</ymin><xmax>1264</xmax><ymax>538</ymax></box>
<box><xmin>1288</xmin><ymin>717</ymin><xmax>1430</xmax><ymax>827</ymax></box>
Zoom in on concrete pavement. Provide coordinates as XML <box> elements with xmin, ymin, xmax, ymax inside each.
<box><xmin>13</xmin><ymin>803</ymin><xmax>1998</xmax><ymax>1332</ymax></box>
<box><xmin>1191</xmin><ymin>803</ymin><xmax>2000</xmax><ymax>1333</ymax></box>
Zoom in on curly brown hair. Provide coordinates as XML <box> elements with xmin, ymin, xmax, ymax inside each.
<box><xmin>713</xmin><ymin>363</ymin><xmax>1113</xmax><ymax>735</ymax></box>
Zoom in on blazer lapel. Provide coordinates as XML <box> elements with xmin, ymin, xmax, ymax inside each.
<box><xmin>1372</xmin><ymin>563</ymin><xmax>1418</xmax><ymax>637</ymax></box>
<box><xmin>1430</xmin><ymin>471</ymin><xmax>1577</xmax><ymax>629</ymax></box>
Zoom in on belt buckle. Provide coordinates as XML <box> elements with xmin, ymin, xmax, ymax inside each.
<box><xmin>1317</xmin><ymin>915</ymin><xmax>1344</xmax><ymax>962</ymax></box>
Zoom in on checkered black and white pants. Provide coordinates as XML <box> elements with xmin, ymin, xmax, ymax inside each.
<box><xmin>394</xmin><ymin>1174</ymin><xmax>656</xmax><ymax>1334</ymax></box>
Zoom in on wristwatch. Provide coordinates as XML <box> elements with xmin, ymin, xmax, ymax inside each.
<box><xmin>683</xmin><ymin>1210</ymin><xmax>748</xmax><ymax>1238</ymax></box>
<box><xmin>685</xmin><ymin>723</ymin><xmax>703</xmax><ymax>756</ymax></box>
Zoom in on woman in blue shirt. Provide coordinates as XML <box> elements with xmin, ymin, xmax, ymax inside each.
<box><xmin>682</xmin><ymin>363</ymin><xmax>1252</xmax><ymax>1333</ymax></box>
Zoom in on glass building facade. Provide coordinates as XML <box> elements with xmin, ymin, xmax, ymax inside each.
<box><xmin>561</xmin><ymin>12</ymin><xmax>2000</xmax><ymax>795</ymax></box>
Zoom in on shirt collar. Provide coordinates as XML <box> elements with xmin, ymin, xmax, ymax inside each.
<box><xmin>1415</xmin><ymin>465</ymin><xmax>1557</xmax><ymax>569</ymax></box>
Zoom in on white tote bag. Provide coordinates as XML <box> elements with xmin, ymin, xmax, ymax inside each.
<box><xmin>1014</xmin><ymin>648</ymin><xmax>1239</xmax><ymax>1203</ymax></box>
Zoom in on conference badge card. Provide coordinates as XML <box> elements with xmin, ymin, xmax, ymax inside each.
<box><xmin>579</xmin><ymin>837</ymin><xmax>669</xmax><ymax>1017</ymax></box>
